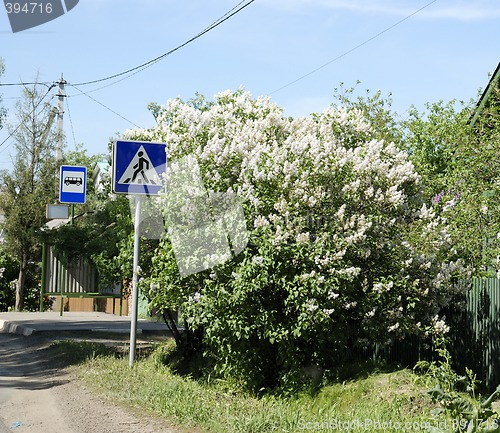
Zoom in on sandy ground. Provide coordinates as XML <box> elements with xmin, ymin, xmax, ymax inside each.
<box><xmin>0</xmin><ymin>333</ymin><xmax>181</xmax><ymax>433</ymax></box>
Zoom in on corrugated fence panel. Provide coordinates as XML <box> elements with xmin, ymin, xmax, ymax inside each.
<box><xmin>370</xmin><ymin>278</ymin><xmax>500</xmax><ymax>390</ymax></box>
<box><xmin>443</xmin><ymin>278</ymin><xmax>500</xmax><ymax>389</ymax></box>
<box><xmin>44</xmin><ymin>246</ymin><xmax>97</xmax><ymax>294</ymax></box>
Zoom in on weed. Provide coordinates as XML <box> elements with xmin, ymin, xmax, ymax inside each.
<box><xmin>414</xmin><ymin>338</ymin><xmax>500</xmax><ymax>432</ymax></box>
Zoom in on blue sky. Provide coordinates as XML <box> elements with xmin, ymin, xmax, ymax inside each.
<box><xmin>0</xmin><ymin>0</ymin><xmax>498</xmax><ymax>171</ymax></box>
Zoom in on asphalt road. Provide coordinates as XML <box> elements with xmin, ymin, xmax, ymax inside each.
<box><xmin>0</xmin><ymin>311</ymin><xmax>170</xmax><ymax>336</ymax></box>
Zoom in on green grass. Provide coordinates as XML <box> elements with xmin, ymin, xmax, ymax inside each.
<box><xmin>45</xmin><ymin>340</ymin><xmax>116</xmax><ymax>366</ymax></box>
<box><xmin>55</xmin><ymin>341</ymin><xmax>440</xmax><ymax>433</ymax></box>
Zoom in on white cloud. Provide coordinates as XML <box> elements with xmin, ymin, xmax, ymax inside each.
<box><xmin>419</xmin><ymin>2</ymin><xmax>500</xmax><ymax>20</ymax></box>
<box><xmin>263</xmin><ymin>0</ymin><xmax>500</xmax><ymax>21</ymax></box>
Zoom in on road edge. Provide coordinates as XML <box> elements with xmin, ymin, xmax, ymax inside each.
<box><xmin>0</xmin><ymin>319</ymin><xmax>33</xmax><ymax>336</ymax></box>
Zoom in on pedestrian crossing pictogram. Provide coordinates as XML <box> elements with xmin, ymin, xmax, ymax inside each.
<box><xmin>118</xmin><ymin>145</ymin><xmax>161</xmax><ymax>186</ymax></box>
<box><xmin>113</xmin><ymin>140</ymin><xmax>167</xmax><ymax>195</ymax></box>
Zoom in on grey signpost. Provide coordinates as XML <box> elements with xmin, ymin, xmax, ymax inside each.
<box><xmin>129</xmin><ymin>196</ymin><xmax>142</xmax><ymax>366</ymax></box>
<box><xmin>112</xmin><ymin>140</ymin><xmax>167</xmax><ymax>367</ymax></box>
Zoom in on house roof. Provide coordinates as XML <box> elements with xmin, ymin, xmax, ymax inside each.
<box><xmin>470</xmin><ymin>62</ymin><xmax>500</xmax><ymax>127</ymax></box>
<box><xmin>44</xmin><ymin>218</ymin><xmax>71</xmax><ymax>230</ymax></box>
<box><xmin>94</xmin><ymin>161</ymin><xmax>110</xmax><ymax>173</ymax></box>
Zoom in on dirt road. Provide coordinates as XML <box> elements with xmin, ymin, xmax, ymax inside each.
<box><xmin>0</xmin><ymin>333</ymin><xmax>179</xmax><ymax>433</ymax></box>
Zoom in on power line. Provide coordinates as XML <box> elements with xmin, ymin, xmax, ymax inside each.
<box><xmin>69</xmin><ymin>85</ymin><xmax>142</xmax><ymax>128</ymax></box>
<box><xmin>0</xmin><ymin>1</ymin><xmax>255</xmax><ymax>92</ymax></box>
<box><xmin>65</xmin><ymin>57</ymin><xmax>165</xmax><ymax>99</ymax></box>
<box><xmin>0</xmin><ymin>81</ymin><xmax>52</xmax><ymax>88</ymax></box>
<box><xmin>59</xmin><ymin>1</ymin><xmax>256</xmax><ymax>132</ymax></box>
<box><xmin>269</xmin><ymin>0</ymin><xmax>439</xmax><ymax>95</ymax></box>
<box><xmin>0</xmin><ymin>83</ymin><xmax>55</xmax><ymax>152</ymax></box>
<box><xmin>71</xmin><ymin>0</ymin><xmax>256</xmax><ymax>87</ymax></box>
<box><xmin>65</xmin><ymin>93</ymin><xmax>77</xmax><ymax>149</ymax></box>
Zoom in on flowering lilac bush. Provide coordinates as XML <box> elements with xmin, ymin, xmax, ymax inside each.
<box><xmin>125</xmin><ymin>89</ymin><xmax>466</xmax><ymax>389</ymax></box>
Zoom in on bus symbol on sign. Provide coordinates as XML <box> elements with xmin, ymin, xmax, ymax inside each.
<box><xmin>64</xmin><ymin>176</ymin><xmax>82</xmax><ymax>186</ymax></box>
<box><xmin>59</xmin><ymin>165</ymin><xmax>87</xmax><ymax>204</ymax></box>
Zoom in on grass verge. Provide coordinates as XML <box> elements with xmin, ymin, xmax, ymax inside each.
<box><xmin>53</xmin><ymin>340</ymin><xmax>442</xmax><ymax>433</ymax></box>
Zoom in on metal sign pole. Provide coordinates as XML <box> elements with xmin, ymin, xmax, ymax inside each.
<box><xmin>129</xmin><ymin>195</ymin><xmax>142</xmax><ymax>367</ymax></box>
<box><xmin>112</xmin><ymin>141</ymin><xmax>167</xmax><ymax>367</ymax></box>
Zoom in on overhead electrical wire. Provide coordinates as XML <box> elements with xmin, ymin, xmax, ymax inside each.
<box><xmin>70</xmin><ymin>85</ymin><xmax>142</xmax><ymax>128</ymax></box>
<box><xmin>0</xmin><ymin>0</ymin><xmax>256</xmax><ymax>144</ymax></box>
<box><xmin>65</xmin><ymin>94</ymin><xmax>77</xmax><ymax>149</ymax></box>
<box><xmin>71</xmin><ymin>0</ymin><xmax>256</xmax><ymax>88</ymax></box>
<box><xmin>269</xmin><ymin>0</ymin><xmax>439</xmax><ymax>95</ymax></box>
<box><xmin>0</xmin><ymin>81</ymin><xmax>52</xmax><ymax>88</ymax></box>
<box><xmin>58</xmin><ymin>0</ymin><xmax>257</xmax><ymax>128</ymax></box>
<box><xmin>0</xmin><ymin>83</ymin><xmax>55</xmax><ymax>152</ymax></box>
<box><xmin>1</xmin><ymin>0</ymin><xmax>255</xmax><ymax>93</ymax></box>
<box><xmin>0</xmin><ymin>0</ymin><xmax>437</xmax><ymax>152</ymax></box>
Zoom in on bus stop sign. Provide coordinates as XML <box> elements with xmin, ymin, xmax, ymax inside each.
<box><xmin>59</xmin><ymin>165</ymin><xmax>87</xmax><ymax>204</ymax></box>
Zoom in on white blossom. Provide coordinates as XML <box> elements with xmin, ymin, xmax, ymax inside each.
<box><xmin>306</xmin><ymin>299</ymin><xmax>319</xmax><ymax>313</ymax></box>
<box><xmin>253</xmin><ymin>215</ymin><xmax>270</xmax><ymax>229</ymax></box>
<box><xmin>188</xmin><ymin>292</ymin><xmax>202</xmax><ymax>303</ymax></box>
<box><xmin>345</xmin><ymin>301</ymin><xmax>357</xmax><ymax>310</ymax></box>
<box><xmin>432</xmin><ymin>316</ymin><xmax>450</xmax><ymax>334</ymax></box>
<box><xmin>388</xmin><ymin>322</ymin><xmax>400</xmax><ymax>332</ymax></box>
<box><xmin>121</xmin><ymin>87</ymin><xmax>464</xmax><ymax>341</ymax></box>
<box><xmin>296</xmin><ymin>232</ymin><xmax>310</xmax><ymax>244</ymax></box>
<box><xmin>365</xmin><ymin>308</ymin><xmax>376</xmax><ymax>318</ymax></box>
<box><xmin>443</xmin><ymin>199</ymin><xmax>457</xmax><ymax>212</ymax></box>
<box><xmin>327</xmin><ymin>290</ymin><xmax>339</xmax><ymax>300</ymax></box>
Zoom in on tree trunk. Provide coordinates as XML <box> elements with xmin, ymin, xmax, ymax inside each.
<box><xmin>162</xmin><ymin>309</ymin><xmax>183</xmax><ymax>347</ymax></box>
<box><xmin>15</xmin><ymin>254</ymin><xmax>28</xmax><ymax>311</ymax></box>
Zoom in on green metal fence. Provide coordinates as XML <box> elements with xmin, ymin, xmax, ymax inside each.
<box><xmin>40</xmin><ymin>244</ymin><xmax>123</xmax><ymax>315</ymax></box>
<box><xmin>447</xmin><ymin>278</ymin><xmax>500</xmax><ymax>389</ymax></box>
<box><xmin>369</xmin><ymin>278</ymin><xmax>500</xmax><ymax>390</ymax></box>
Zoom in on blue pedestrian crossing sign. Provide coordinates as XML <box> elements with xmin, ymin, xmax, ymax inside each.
<box><xmin>59</xmin><ymin>165</ymin><xmax>87</xmax><ymax>204</ymax></box>
<box><xmin>113</xmin><ymin>140</ymin><xmax>167</xmax><ymax>195</ymax></box>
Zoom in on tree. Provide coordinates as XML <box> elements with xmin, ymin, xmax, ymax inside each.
<box><xmin>453</xmin><ymin>86</ymin><xmax>500</xmax><ymax>275</ymax></box>
<box><xmin>0</xmin><ymin>245</ymin><xmax>51</xmax><ymax>312</ymax></box>
<box><xmin>124</xmin><ymin>89</ymin><xmax>466</xmax><ymax>390</ymax></box>
<box><xmin>330</xmin><ymin>82</ymin><xmax>402</xmax><ymax>144</ymax></box>
<box><xmin>0</xmin><ymin>82</ymin><xmax>57</xmax><ymax>311</ymax></box>
<box><xmin>401</xmin><ymin>100</ymin><xmax>468</xmax><ymax>201</ymax></box>
<box><xmin>0</xmin><ymin>248</ymin><xmax>17</xmax><ymax>310</ymax></box>
<box><xmin>402</xmin><ymin>94</ymin><xmax>500</xmax><ymax>276</ymax></box>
